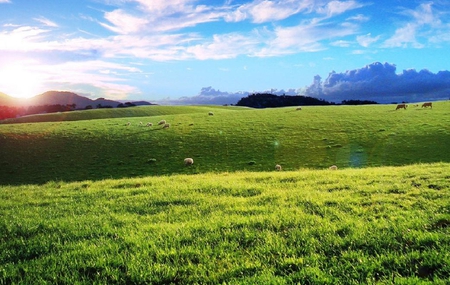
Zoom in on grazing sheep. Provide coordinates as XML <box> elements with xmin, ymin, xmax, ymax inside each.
<box><xmin>208</xmin><ymin>112</ymin><xmax>214</xmax><ymax>116</ymax></box>
<box><xmin>422</xmin><ymin>102</ymin><xmax>432</xmax><ymax>108</ymax></box>
<box><xmin>158</xmin><ymin>120</ymin><xmax>166</xmax><ymax>125</ymax></box>
<box><xmin>146</xmin><ymin>122</ymin><xmax>153</xmax><ymax>127</ymax></box>
<box><xmin>275</xmin><ymin>164</ymin><xmax>282</xmax><ymax>171</ymax></box>
<box><xmin>395</xmin><ymin>104</ymin><xmax>407</xmax><ymax>110</ymax></box>
<box><xmin>296</xmin><ymin>107</ymin><xmax>302</xmax><ymax>110</ymax></box>
<box><xmin>184</xmin><ymin>158</ymin><xmax>194</xmax><ymax>166</ymax></box>
<box><xmin>162</xmin><ymin>123</ymin><xmax>170</xmax><ymax>129</ymax></box>
<box><xmin>329</xmin><ymin>165</ymin><xmax>338</xmax><ymax>170</ymax></box>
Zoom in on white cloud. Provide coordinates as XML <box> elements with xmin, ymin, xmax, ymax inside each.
<box><xmin>225</xmin><ymin>0</ymin><xmax>321</xmax><ymax>23</ymax></box>
<box><xmin>0</xmin><ymin>0</ymin><xmax>11</xmax><ymax>3</ymax></box>
<box><xmin>346</xmin><ymin>14</ymin><xmax>369</xmax><ymax>22</ymax></box>
<box><xmin>34</xmin><ymin>17</ymin><xmax>58</xmax><ymax>27</ymax></box>
<box><xmin>356</xmin><ymin>33</ymin><xmax>380</xmax><ymax>47</ymax></box>
<box><xmin>331</xmin><ymin>40</ymin><xmax>352</xmax><ymax>47</ymax></box>
<box><xmin>317</xmin><ymin>1</ymin><xmax>365</xmax><ymax>18</ymax></box>
<box><xmin>186</xmin><ymin>33</ymin><xmax>259</xmax><ymax>60</ymax></box>
<box><xmin>382</xmin><ymin>2</ymin><xmax>450</xmax><ymax>48</ymax></box>
<box><xmin>100</xmin><ymin>9</ymin><xmax>148</xmax><ymax>34</ymax></box>
<box><xmin>383</xmin><ymin>23</ymin><xmax>422</xmax><ymax>48</ymax></box>
<box><xmin>0</xmin><ymin>26</ymin><xmax>49</xmax><ymax>51</ymax></box>
<box><xmin>255</xmin><ymin>19</ymin><xmax>358</xmax><ymax>56</ymax></box>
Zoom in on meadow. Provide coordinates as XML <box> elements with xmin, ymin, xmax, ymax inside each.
<box><xmin>1</xmin><ymin>102</ymin><xmax>449</xmax><ymax>185</ymax></box>
<box><xmin>0</xmin><ymin>102</ymin><xmax>449</xmax><ymax>284</ymax></box>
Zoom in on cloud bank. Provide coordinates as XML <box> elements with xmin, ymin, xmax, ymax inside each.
<box><xmin>155</xmin><ymin>86</ymin><xmax>301</xmax><ymax>105</ymax></box>
<box><xmin>307</xmin><ymin>62</ymin><xmax>450</xmax><ymax>103</ymax></box>
<box><xmin>164</xmin><ymin>62</ymin><xmax>450</xmax><ymax>105</ymax></box>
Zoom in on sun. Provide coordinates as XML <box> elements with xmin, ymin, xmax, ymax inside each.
<box><xmin>0</xmin><ymin>64</ymin><xmax>43</xmax><ymax>99</ymax></box>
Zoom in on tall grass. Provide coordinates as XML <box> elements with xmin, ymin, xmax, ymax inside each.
<box><xmin>1</xmin><ymin>163</ymin><xmax>449</xmax><ymax>284</ymax></box>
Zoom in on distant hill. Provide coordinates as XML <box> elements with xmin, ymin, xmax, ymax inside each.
<box><xmin>0</xmin><ymin>91</ymin><xmax>154</xmax><ymax>109</ymax></box>
<box><xmin>0</xmin><ymin>92</ymin><xmax>24</xmax><ymax>106</ymax></box>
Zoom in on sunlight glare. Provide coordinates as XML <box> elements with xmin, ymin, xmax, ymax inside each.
<box><xmin>0</xmin><ymin>64</ymin><xmax>43</xmax><ymax>99</ymax></box>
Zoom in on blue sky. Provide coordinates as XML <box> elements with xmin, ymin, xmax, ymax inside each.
<box><xmin>1</xmin><ymin>0</ymin><xmax>449</xmax><ymax>104</ymax></box>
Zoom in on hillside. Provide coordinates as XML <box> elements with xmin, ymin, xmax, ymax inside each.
<box><xmin>1</xmin><ymin>102</ymin><xmax>449</xmax><ymax>185</ymax></box>
<box><xmin>1</xmin><ymin>163</ymin><xmax>449</xmax><ymax>283</ymax></box>
<box><xmin>0</xmin><ymin>91</ymin><xmax>154</xmax><ymax>109</ymax></box>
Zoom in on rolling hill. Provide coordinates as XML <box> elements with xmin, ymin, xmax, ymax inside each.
<box><xmin>0</xmin><ymin>91</ymin><xmax>154</xmax><ymax>109</ymax></box>
<box><xmin>1</xmin><ymin>102</ymin><xmax>449</xmax><ymax>284</ymax></box>
<box><xmin>1</xmin><ymin>102</ymin><xmax>449</xmax><ymax>185</ymax></box>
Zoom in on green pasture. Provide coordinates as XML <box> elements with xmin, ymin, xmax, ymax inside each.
<box><xmin>1</xmin><ymin>102</ymin><xmax>450</xmax><ymax>284</ymax></box>
<box><xmin>1</xmin><ymin>163</ymin><xmax>449</xmax><ymax>284</ymax></box>
<box><xmin>1</xmin><ymin>102</ymin><xmax>449</xmax><ymax>185</ymax></box>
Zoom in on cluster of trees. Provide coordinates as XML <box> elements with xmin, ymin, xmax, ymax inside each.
<box><xmin>0</xmin><ymin>104</ymin><xmax>77</xmax><ymax>120</ymax></box>
<box><xmin>341</xmin><ymin>99</ymin><xmax>378</xmax><ymax>105</ymax></box>
<box><xmin>236</xmin><ymin>93</ymin><xmax>334</xmax><ymax>108</ymax></box>
<box><xmin>0</xmin><ymin>101</ymin><xmax>140</xmax><ymax>120</ymax></box>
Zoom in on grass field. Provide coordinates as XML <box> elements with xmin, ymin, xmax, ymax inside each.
<box><xmin>1</xmin><ymin>102</ymin><xmax>449</xmax><ymax>284</ymax></box>
<box><xmin>1</xmin><ymin>163</ymin><xmax>449</xmax><ymax>284</ymax></box>
<box><xmin>1</xmin><ymin>102</ymin><xmax>449</xmax><ymax>185</ymax></box>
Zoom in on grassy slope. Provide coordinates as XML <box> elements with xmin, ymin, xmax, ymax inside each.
<box><xmin>1</xmin><ymin>102</ymin><xmax>449</xmax><ymax>185</ymax></box>
<box><xmin>1</xmin><ymin>163</ymin><xmax>449</xmax><ymax>284</ymax></box>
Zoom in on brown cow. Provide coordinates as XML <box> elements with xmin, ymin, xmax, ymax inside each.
<box><xmin>396</xmin><ymin>104</ymin><xmax>407</xmax><ymax>110</ymax></box>
<box><xmin>422</xmin><ymin>102</ymin><xmax>432</xmax><ymax>108</ymax></box>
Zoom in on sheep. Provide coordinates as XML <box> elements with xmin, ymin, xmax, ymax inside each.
<box><xmin>158</xmin><ymin>120</ymin><xmax>166</xmax><ymax>125</ymax></box>
<box><xmin>329</xmin><ymin>165</ymin><xmax>338</xmax><ymax>170</ymax></box>
<box><xmin>395</xmin><ymin>104</ymin><xmax>407</xmax><ymax>110</ymax></box>
<box><xmin>208</xmin><ymin>112</ymin><xmax>214</xmax><ymax>116</ymax></box>
<box><xmin>146</xmin><ymin>122</ymin><xmax>153</xmax><ymax>127</ymax></box>
<box><xmin>296</xmin><ymin>107</ymin><xmax>302</xmax><ymax>110</ymax></box>
<box><xmin>162</xmin><ymin>123</ymin><xmax>170</xmax><ymax>129</ymax></box>
<box><xmin>184</xmin><ymin>158</ymin><xmax>194</xmax><ymax>166</ymax></box>
<box><xmin>422</xmin><ymin>102</ymin><xmax>432</xmax><ymax>108</ymax></box>
<box><xmin>275</xmin><ymin>164</ymin><xmax>282</xmax><ymax>171</ymax></box>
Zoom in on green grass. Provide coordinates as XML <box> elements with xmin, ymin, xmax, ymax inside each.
<box><xmin>1</xmin><ymin>102</ymin><xmax>449</xmax><ymax>185</ymax></box>
<box><xmin>1</xmin><ymin>163</ymin><xmax>449</xmax><ymax>284</ymax></box>
<box><xmin>1</xmin><ymin>102</ymin><xmax>449</xmax><ymax>283</ymax></box>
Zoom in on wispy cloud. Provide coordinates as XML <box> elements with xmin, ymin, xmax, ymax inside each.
<box><xmin>0</xmin><ymin>0</ymin><xmax>11</xmax><ymax>3</ymax></box>
<box><xmin>34</xmin><ymin>16</ymin><xmax>58</xmax><ymax>27</ymax></box>
<box><xmin>316</xmin><ymin>0</ymin><xmax>366</xmax><ymax>17</ymax></box>
<box><xmin>225</xmin><ymin>0</ymin><xmax>317</xmax><ymax>23</ymax></box>
<box><xmin>382</xmin><ymin>2</ymin><xmax>450</xmax><ymax>48</ymax></box>
<box><xmin>356</xmin><ymin>33</ymin><xmax>380</xmax><ymax>47</ymax></box>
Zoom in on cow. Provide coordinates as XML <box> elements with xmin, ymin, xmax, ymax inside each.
<box><xmin>396</xmin><ymin>104</ymin><xmax>407</xmax><ymax>110</ymax></box>
<box><xmin>422</xmin><ymin>102</ymin><xmax>432</xmax><ymax>108</ymax></box>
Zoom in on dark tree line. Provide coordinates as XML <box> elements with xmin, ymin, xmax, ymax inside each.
<box><xmin>341</xmin><ymin>99</ymin><xmax>378</xmax><ymax>105</ymax></box>
<box><xmin>0</xmin><ymin>104</ymin><xmax>77</xmax><ymax>120</ymax></box>
<box><xmin>236</xmin><ymin>93</ymin><xmax>334</xmax><ymax>108</ymax></box>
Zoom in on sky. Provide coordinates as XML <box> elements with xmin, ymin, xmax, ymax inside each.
<box><xmin>1</xmin><ymin>0</ymin><xmax>450</xmax><ymax>104</ymax></box>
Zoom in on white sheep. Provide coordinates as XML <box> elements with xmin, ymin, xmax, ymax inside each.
<box><xmin>162</xmin><ymin>123</ymin><xmax>170</xmax><ymax>129</ymax></box>
<box><xmin>158</xmin><ymin>120</ymin><xmax>166</xmax><ymax>125</ymax></box>
<box><xmin>208</xmin><ymin>112</ymin><xmax>214</xmax><ymax>116</ymax></box>
<box><xmin>146</xmin><ymin>122</ymin><xmax>153</xmax><ymax>127</ymax></box>
<box><xmin>329</xmin><ymin>165</ymin><xmax>338</xmax><ymax>170</ymax></box>
<box><xmin>184</xmin><ymin>158</ymin><xmax>194</xmax><ymax>166</ymax></box>
<box><xmin>275</xmin><ymin>164</ymin><xmax>282</xmax><ymax>171</ymax></box>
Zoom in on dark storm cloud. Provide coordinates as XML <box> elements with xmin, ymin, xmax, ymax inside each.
<box><xmin>315</xmin><ymin>62</ymin><xmax>450</xmax><ymax>103</ymax></box>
